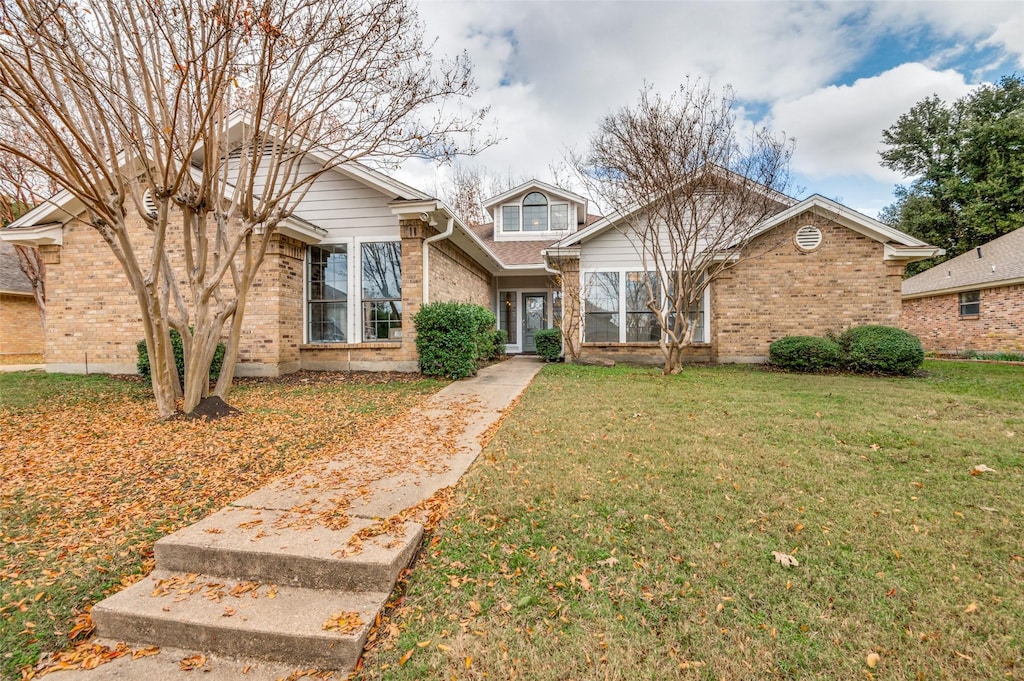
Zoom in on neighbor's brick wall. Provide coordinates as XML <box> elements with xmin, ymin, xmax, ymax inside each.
<box><xmin>0</xmin><ymin>293</ymin><xmax>44</xmax><ymax>358</ymax></box>
<box><xmin>714</xmin><ymin>213</ymin><xmax>904</xmax><ymax>361</ymax></box>
<box><xmin>901</xmin><ymin>284</ymin><xmax>1024</xmax><ymax>353</ymax></box>
<box><xmin>45</xmin><ymin>207</ymin><xmax>295</xmax><ymax>374</ymax></box>
<box><xmin>428</xmin><ymin>237</ymin><xmax>492</xmax><ymax>306</ymax></box>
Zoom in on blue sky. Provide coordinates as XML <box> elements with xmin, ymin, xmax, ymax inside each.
<box><xmin>394</xmin><ymin>1</ymin><xmax>1024</xmax><ymax>219</ymax></box>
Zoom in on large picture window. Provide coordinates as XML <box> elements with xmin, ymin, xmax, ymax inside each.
<box><xmin>626</xmin><ymin>271</ymin><xmax>660</xmax><ymax>342</ymax></box>
<box><xmin>308</xmin><ymin>244</ymin><xmax>348</xmax><ymax>343</ymax></box>
<box><xmin>584</xmin><ymin>272</ymin><xmax>620</xmax><ymax>342</ymax></box>
<box><xmin>361</xmin><ymin>241</ymin><xmax>402</xmax><ymax>341</ymax></box>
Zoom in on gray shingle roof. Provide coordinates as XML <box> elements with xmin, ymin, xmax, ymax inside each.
<box><xmin>902</xmin><ymin>227</ymin><xmax>1024</xmax><ymax>297</ymax></box>
<box><xmin>0</xmin><ymin>241</ymin><xmax>33</xmax><ymax>295</ymax></box>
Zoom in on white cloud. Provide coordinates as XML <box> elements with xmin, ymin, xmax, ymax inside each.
<box><xmin>765</xmin><ymin>64</ymin><xmax>974</xmax><ymax>182</ymax></box>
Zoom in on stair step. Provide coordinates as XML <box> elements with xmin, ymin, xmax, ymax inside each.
<box><xmin>155</xmin><ymin>506</ymin><xmax>423</xmax><ymax>591</ymax></box>
<box><xmin>93</xmin><ymin>570</ymin><xmax>387</xmax><ymax>670</ymax></box>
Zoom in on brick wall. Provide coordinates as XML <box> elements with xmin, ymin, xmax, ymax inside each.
<box><xmin>901</xmin><ymin>284</ymin><xmax>1024</xmax><ymax>353</ymax></box>
<box><xmin>714</xmin><ymin>214</ymin><xmax>903</xmax><ymax>362</ymax></box>
<box><xmin>0</xmin><ymin>293</ymin><xmax>44</xmax><ymax>359</ymax></box>
<box><xmin>428</xmin><ymin>237</ymin><xmax>492</xmax><ymax>306</ymax></box>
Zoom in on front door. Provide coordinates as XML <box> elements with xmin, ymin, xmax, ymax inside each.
<box><xmin>522</xmin><ymin>292</ymin><xmax>547</xmax><ymax>353</ymax></box>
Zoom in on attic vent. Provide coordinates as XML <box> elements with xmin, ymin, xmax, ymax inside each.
<box><xmin>794</xmin><ymin>224</ymin><xmax>822</xmax><ymax>252</ymax></box>
<box><xmin>142</xmin><ymin>189</ymin><xmax>158</xmax><ymax>219</ymax></box>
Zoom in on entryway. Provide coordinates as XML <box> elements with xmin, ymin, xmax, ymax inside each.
<box><xmin>521</xmin><ymin>292</ymin><xmax>548</xmax><ymax>353</ymax></box>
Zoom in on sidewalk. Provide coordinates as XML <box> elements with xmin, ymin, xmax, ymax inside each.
<box><xmin>47</xmin><ymin>356</ymin><xmax>544</xmax><ymax>679</ymax></box>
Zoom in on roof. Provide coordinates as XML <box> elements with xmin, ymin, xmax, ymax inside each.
<box><xmin>902</xmin><ymin>227</ymin><xmax>1024</xmax><ymax>298</ymax></box>
<box><xmin>469</xmin><ymin>213</ymin><xmax>604</xmax><ymax>268</ymax></box>
<box><xmin>482</xmin><ymin>179</ymin><xmax>587</xmax><ymax>210</ymax></box>
<box><xmin>0</xmin><ymin>242</ymin><xmax>33</xmax><ymax>295</ymax></box>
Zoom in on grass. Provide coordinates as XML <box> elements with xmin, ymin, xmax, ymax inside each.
<box><xmin>358</xmin><ymin>361</ymin><xmax>1023</xmax><ymax>680</ymax></box>
<box><xmin>0</xmin><ymin>371</ymin><xmax>444</xmax><ymax>681</ymax></box>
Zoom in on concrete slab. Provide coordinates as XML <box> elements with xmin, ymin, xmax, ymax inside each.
<box><xmin>93</xmin><ymin>570</ymin><xmax>386</xmax><ymax>669</ymax></box>
<box><xmin>155</xmin><ymin>506</ymin><xmax>423</xmax><ymax>591</ymax></box>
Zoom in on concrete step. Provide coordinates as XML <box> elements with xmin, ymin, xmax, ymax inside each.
<box><xmin>155</xmin><ymin>505</ymin><xmax>423</xmax><ymax>591</ymax></box>
<box><xmin>92</xmin><ymin>569</ymin><xmax>387</xmax><ymax>670</ymax></box>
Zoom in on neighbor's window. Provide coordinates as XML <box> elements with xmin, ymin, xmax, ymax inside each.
<box><xmin>584</xmin><ymin>272</ymin><xmax>620</xmax><ymax>342</ymax></box>
<box><xmin>625</xmin><ymin>271</ymin><xmax>660</xmax><ymax>342</ymax></box>
<box><xmin>551</xmin><ymin>203</ymin><xmax>569</xmax><ymax>230</ymax></box>
<box><xmin>502</xmin><ymin>205</ymin><xmax>520</xmax><ymax>232</ymax></box>
<box><xmin>522</xmin><ymin>192</ymin><xmax>548</xmax><ymax>231</ymax></box>
<box><xmin>308</xmin><ymin>244</ymin><xmax>348</xmax><ymax>343</ymax></box>
<box><xmin>361</xmin><ymin>241</ymin><xmax>402</xmax><ymax>341</ymax></box>
<box><xmin>959</xmin><ymin>290</ymin><xmax>980</xmax><ymax>316</ymax></box>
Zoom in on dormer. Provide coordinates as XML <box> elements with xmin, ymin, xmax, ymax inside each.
<box><xmin>483</xmin><ymin>180</ymin><xmax>588</xmax><ymax>241</ymax></box>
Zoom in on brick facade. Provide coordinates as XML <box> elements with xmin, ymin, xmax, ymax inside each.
<box><xmin>0</xmin><ymin>293</ymin><xmax>44</xmax><ymax>360</ymax></box>
<box><xmin>428</xmin><ymin>237</ymin><xmax>492</xmax><ymax>306</ymax></box>
<box><xmin>901</xmin><ymin>284</ymin><xmax>1024</xmax><ymax>353</ymax></box>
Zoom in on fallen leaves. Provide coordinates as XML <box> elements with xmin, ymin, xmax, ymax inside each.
<box><xmin>969</xmin><ymin>464</ymin><xmax>996</xmax><ymax>475</ymax></box>
<box><xmin>321</xmin><ymin>611</ymin><xmax>364</xmax><ymax>634</ymax></box>
<box><xmin>771</xmin><ymin>551</ymin><xmax>799</xmax><ymax>568</ymax></box>
<box><xmin>179</xmin><ymin>654</ymin><xmax>207</xmax><ymax>671</ymax></box>
<box><xmin>866</xmin><ymin>652</ymin><xmax>880</xmax><ymax>668</ymax></box>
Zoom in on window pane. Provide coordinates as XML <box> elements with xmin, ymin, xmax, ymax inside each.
<box><xmin>959</xmin><ymin>290</ymin><xmax>980</xmax><ymax>316</ymax></box>
<box><xmin>551</xmin><ymin>204</ymin><xmax>568</xmax><ymax>230</ymax></box>
<box><xmin>585</xmin><ymin>272</ymin><xmax>619</xmax><ymax>342</ymax></box>
<box><xmin>523</xmin><ymin>192</ymin><xmax>547</xmax><ymax>206</ymax></box>
<box><xmin>523</xmin><ymin>204</ymin><xmax>548</xmax><ymax>231</ymax></box>
<box><xmin>502</xmin><ymin>205</ymin><xmax>520</xmax><ymax>232</ymax></box>
<box><xmin>308</xmin><ymin>244</ymin><xmax>348</xmax><ymax>343</ymax></box>
<box><xmin>361</xmin><ymin>242</ymin><xmax>402</xmax><ymax>341</ymax></box>
<box><xmin>500</xmin><ymin>291</ymin><xmax>517</xmax><ymax>344</ymax></box>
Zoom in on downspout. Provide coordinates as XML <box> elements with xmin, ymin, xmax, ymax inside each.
<box><xmin>422</xmin><ymin>213</ymin><xmax>454</xmax><ymax>304</ymax></box>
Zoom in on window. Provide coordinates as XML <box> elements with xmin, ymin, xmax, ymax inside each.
<box><xmin>584</xmin><ymin>272</ymin><xmax>620</xmax><ymax>342</ymax></box>
<box><xmin>522</xmin><ymin>192</ymin><xmax>548</xmax><ymax>231</ymax></box>
<box><xmin>667</xmin><ymin>272</ymin><xmax>706</xmax><ymax>343</ymax></box>
<box><xmin>551</xmin><ymin>204</ymin><xmax>569</xmax><ymax>230</ymax></box>
<box><xmin>626</xmin><ymin>271</ymin><xmax>660</xmax><ymax>342</ymax></box>
<box><xmin>499</xmin><ymin>291</ymin><xmax>517</xmax><ymax>344</ymax></box>
<box><xmin>959</xmin><ymin>290</ymin><xmax>980</xmax><ymax>316</ymax></box>
<box><xmin>502</xmin><ymin>205</ymin><xmax>520</xmax><ymax>232</ymax></box>
<box><xmin>308</xmin><ymin>244</ymin><xmax>348</xmax><ymax>343</ymax></box>
<box><xmin>361</xmin><ymin>241</ymin><xmax>402</xmax><ymax>341</ymax></box>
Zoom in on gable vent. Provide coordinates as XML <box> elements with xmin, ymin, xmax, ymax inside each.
<box><xmin>142</xmin><ymin>189</ymin><xmax>158</xmax><ymax>219</ymax></box>
<box><xmin>794</xmin><ymin>224</ymin><xmax>822</xmax><ymax>252</ymax></box>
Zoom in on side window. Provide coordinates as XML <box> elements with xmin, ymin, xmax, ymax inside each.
<box><xmin>502</xmin><ymin>205</ymin><xmax>520</xmax><ymax>232</ymax></box>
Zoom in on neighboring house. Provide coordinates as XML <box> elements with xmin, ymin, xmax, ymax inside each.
<box><xmin>0</xmin><ymin>160</ymin><xmax>940</xmax><ymax>374</ymax></box>
<box><xmin>0</xmin><ymin>241</ymin><xmax>44</xmax><ymax>361</ymax></box>
<box><xmin>901</xmin><ymin>228</ymin><xmax>1024</xmax><ymax>354</ymax></box>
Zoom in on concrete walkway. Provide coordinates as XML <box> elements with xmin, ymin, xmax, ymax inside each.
<box><xmin>48</xmin><ymin>357</ymin><xmax>543</xmax><ymax>680</ymax></box>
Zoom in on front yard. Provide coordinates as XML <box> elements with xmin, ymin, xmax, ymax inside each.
<box><xmin>0</xmin><ymin>371</ymin><xmax>444</xmax><ymax>680</ymax></box>
<box><xmin>359</xmin><ymin>361</ymin><xmax>1023</xmax><ymax>680</ymax></box>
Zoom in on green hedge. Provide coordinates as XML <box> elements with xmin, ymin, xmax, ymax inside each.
<box><xmin>414</xmin><ymin>302</ymin><xmax>497</xmax><ymax>379</ymax></box>
<box><xmin>136</xmin><ymin>328</ymin><xmax>225</xmax><ymax>383</ymax></box>
<box><xmin>534</xmin><ymin>328</ymin><xmax>562</xmax><ymax>362</ymax></box>
<box><xmin>838</xmin><ymin>325</ymin><xmax>924</xmax><ymax>376</ymax></box>
<box><xmin>769</xmin><ymin>336</ymin><xmax>842</xmax><ymax>372</ymax></box>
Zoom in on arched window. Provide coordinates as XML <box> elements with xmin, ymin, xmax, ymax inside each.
<box><xmin>522</xmin><ymin>192</ymin><xmax>548</xmax><ymax>231</ymax></box>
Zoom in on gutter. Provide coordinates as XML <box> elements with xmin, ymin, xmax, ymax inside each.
<box><xmin>422</xmin><ymin>212</ymin><xmax>454</xmax><ymax>304</ymax></box>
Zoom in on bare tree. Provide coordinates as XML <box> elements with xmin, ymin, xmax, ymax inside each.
<box><xmin>0</xmin><ymin>143</ymin><xmax>53</xmax><ymax>324</ymax></box>
<box><xmin>570</xmin><ymin>79</ymin><xmax>793</xmax><ymax>374</ymax></box>
<box><xmin>0</xmin><ymin>0</ymin><xmax>487</xmax><ymax>417</ymax></box>
<box><xmin>437</xmin><ymin>163</ymin><xmax>529</xmax><ymax>225</ymax></box>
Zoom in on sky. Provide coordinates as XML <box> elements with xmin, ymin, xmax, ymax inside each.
<box><xmin>392</xmin><ymin>0</ymin><xmax>1024</xmax><ymax>219</ymax></box>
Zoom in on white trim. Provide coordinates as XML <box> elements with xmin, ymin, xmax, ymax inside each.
<box><xmin>483</xmin><ymin>179</ymin><xmax>587</xmax><ymax>211</ymax></box>
<box><xmin>0</xmin><ymin>222</ymin><xmax>63</xmax><ymax>246</ymax></box>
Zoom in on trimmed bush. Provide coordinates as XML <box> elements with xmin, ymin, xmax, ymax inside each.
<box><xmin>838</xmin><ymin>325</ymin><xmax>924</xmax><ymax>376</ymax></box>
<box><xmin>534</xmin><ymin>328</ymin><xmax>562</xmax><ymax>362</ymax></box>
<box><xmin>769</xmin><ymin>336</ymin><xmax>842</xmax><ymax>372</ymax></box>
<box><xmin>414</xmin><ymin>302</ymin><xmax>497</xmax><ymax>379</ymax></box>
<box><xmin>490</xmin><ymin>329</ymin><xmax>509</xmax><ymax>360</ymax></box>
<box><xmin>136</xmin><ymin>328</ymin><xmax>225</xmax><ymax>383</ymax></box>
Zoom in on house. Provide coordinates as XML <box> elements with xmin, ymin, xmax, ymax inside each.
<box><xmin>901</xmin><ymin>228</ymin><xmax>1024</xmax><ymax>354</ymax></box>
<box><xmin>0</xmin><ymin>241</ymin><xmax>44</xmax><ymax>362</ymax></box>
<box><xmin>1</xmin><ymin>162</ymin><xmax>940</xmax><ymax>374</ymax></box>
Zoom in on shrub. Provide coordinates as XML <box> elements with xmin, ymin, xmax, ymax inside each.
<box><xmin>769</xmin><ymin>336</ymin><xmax>842</xmax><ymax>372</ymax></box>
<box><xmin>490</xmin><ymin>329</ymin><xmax>509</xmax><ymax>360</ymax></box>
<box><xmin>136</xmin><ymin>328</ymin><xmax>225</xmax><ymax>383</ymax></box>
<box><xmin>838</xmin><ymin>325</ymin><xmax>924</xmax><ymax>376</ymax></box>
<box><xmin>414</xmin><ymin>302</ymin><xmax>497</xmax><ymax>379</ymax></box>
<box><xmin>534</xmin><ymin>328</ymin><xmax>562</xmax><ymax>362</ymax></box>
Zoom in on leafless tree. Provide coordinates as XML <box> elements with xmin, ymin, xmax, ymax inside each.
<box><xmin>570</xmin><ymin>79</ymin><xmax>794</xmax><ymax>374</ymax></box>
<box><xmin>0</xmin><ymin>142</ymin><xmax>53</xmax><ymax>324</ymax></box>
<box><xmin>0</xmin><ymin>0</ymin><xmax>488</xmax><ymax>417</ymax></box>
<box><xmin>437</xmin><ymin>163</ymin><xmax>529</xmax><ymax>225</ymax></box>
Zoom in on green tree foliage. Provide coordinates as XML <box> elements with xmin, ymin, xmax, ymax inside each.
<box><xmin>880</xmin><ymin>75</ymin><xmax>1024</xmax><ymax>275</ymax></box>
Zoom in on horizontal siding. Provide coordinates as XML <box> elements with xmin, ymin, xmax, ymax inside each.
<box><xmin>581</xmin><ymin>226</ymin><xmax>647</xmax><ymax>270</ymax></box>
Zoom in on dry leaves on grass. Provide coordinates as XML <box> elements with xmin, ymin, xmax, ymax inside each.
<box><xmin>21</xmin><ymin>641</ymin><xmax>159</xmax><ymax>679</ymax></box>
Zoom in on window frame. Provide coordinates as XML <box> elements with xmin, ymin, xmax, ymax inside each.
<box><xmin>498</xmin><ymin>192</ymin><xmax>573</xmax><ymax>235</ymax></box>
<box><xmin>581</xmin><ymin>269</ymin><xmax>709</xmax><ymax>344</ymax></box>
<box><xmin>307</xmin><ymin>243</ymin><xmax>349</xmax><ymax>344</ymax></box>
<box><xmin>359</xmin><ymin>240</ymin><xmax>403</xmax><ymax>342</ymax></box>
<box><xmin>959</xmin><ymin>290</ymin><xmax>981</xmax><ymax>317</ymax></box>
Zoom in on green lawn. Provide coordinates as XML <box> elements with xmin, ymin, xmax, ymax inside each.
<box><xmin>359</xmin><ymin>361</ymin><xmax>1023</xmax><ymax>680</ymax></box>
